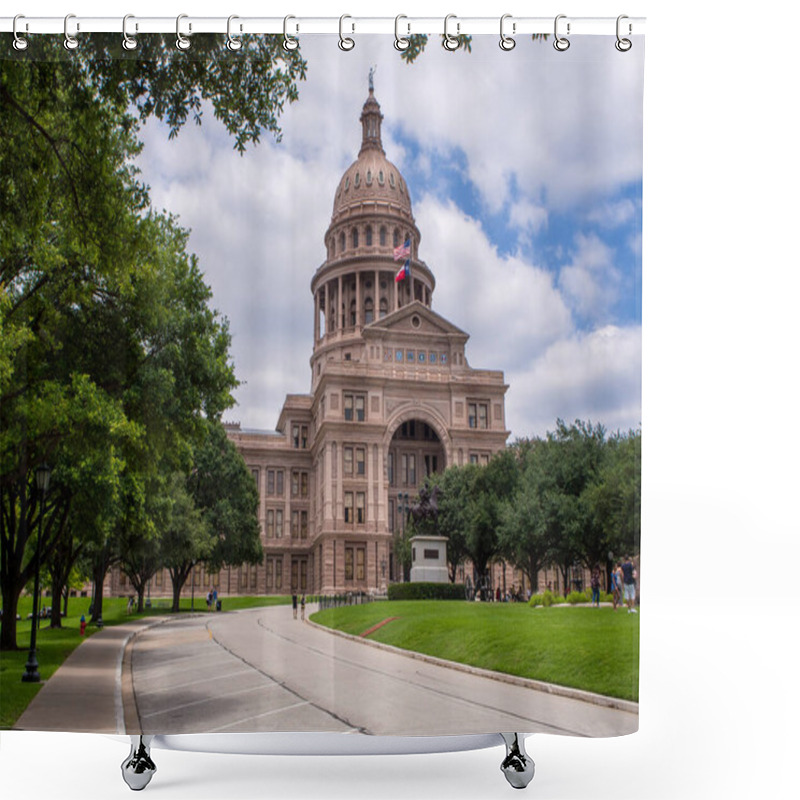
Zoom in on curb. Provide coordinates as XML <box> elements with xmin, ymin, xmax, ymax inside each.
<box><xmin>306</xmin><ymin>617</ymin><xmax>639</xmax><ymax>715</ymax></box>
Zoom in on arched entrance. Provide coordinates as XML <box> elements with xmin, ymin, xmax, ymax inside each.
<box><xmin>387</xmin><ymin>419</ymin><xmax>446</xmax><ymax>581</ymax></box>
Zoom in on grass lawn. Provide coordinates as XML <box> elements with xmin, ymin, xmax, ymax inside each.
<box><xmin>0</xmin><ymin>593</ymin><xmax>291</xmax><ymax>728</ymax></box>
<box><xmin>311</xmin><ymin>601</ymin><xmax>639</xmax><ymax>702</ymax></box>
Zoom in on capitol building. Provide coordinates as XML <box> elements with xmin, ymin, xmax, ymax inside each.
<box><xmin>113</xmin><ymin>83</ymin><xmax>516</xmax><ymax>600</ymax></box>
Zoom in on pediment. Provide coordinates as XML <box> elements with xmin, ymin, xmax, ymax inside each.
<box><xmin>363</xmin><ymin>301</ymin><xmax>468</xmax><ymax>341</ymax></box>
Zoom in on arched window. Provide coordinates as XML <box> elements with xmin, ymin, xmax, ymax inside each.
<box><xmin>365</xmin><ymin>226</ymin><xmax>373</xmax><ymax>247</ymax></box>
<box><xmin>364</xmin><ymin>297</ymin><xmax>374</xmax><ymax>324</ymax></box>
<box><xmin>340</xmin><ymin>232</ymin><xmax>345</xmax><ymax>253</ymax></box>
<box><xmin>350</xmin><ymin>299</ymin><xmax>357</xmax><ymax>326</ymax></box>
<box><xmin>330</xmin><ymin>237</ymin><xmax>336</xmax><ymax>258</ymax></box>
<box><xmin>393</xmin><ymin>228</ymin><xmax>400</xmax><ymax>248</ymax></box>
<box><xmin>379</xmin><ymin>226</ymin><xmax>387</xmax><ymax>247</ymax></box>
<box><xmin>379</xmin><ymin>298</ymin><xmax>388</xmax><ymax>319</ymax></box>
<box><xmin>352</xmin><ymin>228</ymin><xmax>359</xmax><ymax>249</ymax></box>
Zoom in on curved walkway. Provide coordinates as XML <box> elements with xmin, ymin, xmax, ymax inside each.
<box><xmin>16</xmin><ymin>605</ymin><xmax>637</xmax><ymax>738</ymax></box>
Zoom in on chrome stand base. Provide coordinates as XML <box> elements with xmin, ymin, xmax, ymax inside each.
<box><xmin>500</xmin><ymin>733</ymin><xmax>535</xmax><ymax>789</ymax></box>
<box><xmin>121</xmin><ymin>735</ymin><xmax>157</xmax><ymax>791</ymax></box>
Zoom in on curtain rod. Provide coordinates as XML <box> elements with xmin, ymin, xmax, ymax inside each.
<box><xmin>1</xmin><ymin>16</ymin><xmax>645</xmax><ymax>37</ymax></box>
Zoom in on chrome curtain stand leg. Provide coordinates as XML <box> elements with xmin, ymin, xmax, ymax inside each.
<box><xmin>121</xmin><ymin>735</ymin><xmax>157</xmax><ymax>791</ymax></box>
<box><xmin>500</xmin><ymin>733</ymin><xmax>535</xmax><ymax>789</ymax></box>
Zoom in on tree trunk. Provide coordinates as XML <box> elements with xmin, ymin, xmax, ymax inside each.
<box><xmin>137</xmin><ymin>585</ymin><xmax>145</xmax><ymax>613</ymax></box>
<box><xmin>49</xmin><ymin>576</ymin><xmax>63</xmax><ymax>628</ymax></box>
<box><xmin>0</xmin><ymin>582</ymin><xmax>21</xmax><ymax>651</ymax></box>
<box><xmin>62</xmin><ymin>586</ymin><xmax>69</xmax><ymax>619</ymax></box>
<box><xmin>90</xmin><ymin>561</ymin><xmax>107</xmax><ymax>623</ymax></box>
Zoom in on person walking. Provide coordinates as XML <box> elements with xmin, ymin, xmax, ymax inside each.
<box><xmin>611</xmin><ymin>564</ymin><xmax>622</xmax><ymax>611</ymax></box>
<box><xmin>212</xmin><ymin>587</ymin><xmax>218</xmax><ymax>611</ymax></box>
<box><xmin>621</xmin><ymin>555</ymin><xmax>637</xmax><ymax>613</ymax></box>
<box><xmin>300</xmin><ymin>594</ymin><xmax>306</xmax><ymax>621</ymax></box>
<box><xmin>292</xmin><ymin>593</ymin><xmax>298</xmax><ymax>620</ymax></box>
<box><xmin>590</xmin><ymin>566</ymin><xmax>601</xmax><ymax>607</ymax></box>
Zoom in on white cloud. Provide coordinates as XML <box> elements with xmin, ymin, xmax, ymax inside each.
<box><xmin>507</xmin><ymin>325</ymin><xmax>642</xmax><ymax>437</ymax></box>
<box><xmin>558</xmin><ymin>233</ymin><xmax>620</xmax><ymax>322</ymax></box>
<box><xmin>587</xmin><ymin>198</ymin><xmax>637</xmax><ymax>228</ymax></box>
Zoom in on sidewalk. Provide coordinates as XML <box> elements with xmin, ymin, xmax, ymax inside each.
<box><xmin>15</xmin><ymin>618</ymin><xmax>156</xmax><ymax>733</ymax></box>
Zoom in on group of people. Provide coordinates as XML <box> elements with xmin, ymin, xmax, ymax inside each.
<box><xmin>291</xmin><ymin>593</ymin><xmax>306</xmax><ymax>620</ymax></box>
<box><xmin>494</xmin><ymin>586</ymin><xmax>529</xmax><ymax>603</ymax></box>
<box><xmin>206</xmin><ymin>587</ymin><xmax>221</xmax><ymax>612</ymax></box>
<box><xmin>597</xmin><ymin>555</ymin><xmax>638</xmax><ymax>613</ymax></box>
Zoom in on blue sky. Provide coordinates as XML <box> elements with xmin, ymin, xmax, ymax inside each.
<box><xmin>137</xmin><ymin>34</ymin><xmax>644</xmax><ymax>439</ymax></box>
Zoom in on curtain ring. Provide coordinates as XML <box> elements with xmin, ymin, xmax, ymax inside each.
<box><xmin>443</xmin><ymin>14</ymin><xmax>459</xmax><ymax>51</ymax></box>
<box><xmin>615</xmin><ymin>15</ymin><xmax>632</xmax><ymax>52</ymax></box>
<box><xmin>122</xmin><ymin>14</ymin><xmax>138</xmax><ymax>51</ymax></box>
<box><xmin>283</xmin><ymin>15</ymin><xmax>298</xmax><ymax>51</ymax></box>
<box><xmin>499</xmin><ymin>14</ymin><xmax>516</xmax><ymax>51</ymax></box>
<box><xmin>394</xmin><ymin>15</ymin><xmax>410</xmax><ymax>51</ymax></box>
<box><xmin>176</xmin><ymin>14</ymin><xmax>191</xmax><ymax>51</ymax></box>
<box><xmin>554</xmin><ymin>14</ymin><xmax>570</xmax><ymax>51</ymax></box>
<box><xmin>64</xmin><ymin>14</ymin><xmax>79</xmax><ymax>51</ymax></box>
<box><xmin>12</xmin><ymin>14</ymin><xmax>28</xmax><ymax>51</ymax></box>
<box><xmin>226</xmin><ymin>15</ymin><xmax>242</xmax><ymax>51</ymax></box>
<box><xmin>339</xmin><ymin>15</ymin><xmax>355</xmax><ymax>51</ymax></box>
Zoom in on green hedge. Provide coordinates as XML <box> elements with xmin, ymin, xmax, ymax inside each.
<box><xmin>529</xmin><ymin>588</ymin><xmax>614</xmax><ymax>607</ymax></box>
<box><xmin>388</xmin><ymin>582</ymin><xmax>465</xmax><ymax>601</ymax></box>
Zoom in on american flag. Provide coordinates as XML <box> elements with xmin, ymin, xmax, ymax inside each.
<box><xmin>393</xmin><ymin>239</ymin><xmax>411</xmax><ymax>261</ymax></box>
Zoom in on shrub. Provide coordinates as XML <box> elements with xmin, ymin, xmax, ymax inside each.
<box><xmin>387</xmin><ymin>582</ymin><xmax>465</xmax><ymax>601</ymax></box>
<box><xmin>566</xmin><ymin>591</ymin><xmax>586</xmax><ymax>605</ymax></box>
<box><xmin>528</xmin><ymin>593</ymin><xmax>544</xmax><ymax>607</ymax></box>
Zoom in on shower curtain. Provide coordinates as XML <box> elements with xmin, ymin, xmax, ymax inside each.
<box><xmin>1</xmin><ymin>24</ymin><xmax>643</xmax><ymax>741</ymax></box>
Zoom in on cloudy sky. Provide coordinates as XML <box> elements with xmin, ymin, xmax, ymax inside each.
<box><xmin>136</xmin><ymin>34</ymin><xmax>643</xmax><ymax>440</ymax></box>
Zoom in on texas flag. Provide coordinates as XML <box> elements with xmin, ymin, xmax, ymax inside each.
<box><xmin>395</xmin><ymin>259</ymin><xmax>410</xmax><ymax>282</ymax></box>
<box><xmin>393</xmin><ymin>238</ymin><xmax>411</xmax><ymax>261</ymax></box>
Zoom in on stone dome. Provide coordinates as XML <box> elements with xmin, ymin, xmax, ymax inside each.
<box><xmin>331</xmin><ymin>88</ymin><xmax>414</xmax><ymax>222</ymax></box>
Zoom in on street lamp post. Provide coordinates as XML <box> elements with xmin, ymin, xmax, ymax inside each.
<box><xmin>397</xmin><ymin>492</ymin><xmax>409</xmax><ymax>582</ymax></box>
<box><xmin>22</xmin><ymin>463</ymin><xmax>51</xmax><ymax>683</ymax></box>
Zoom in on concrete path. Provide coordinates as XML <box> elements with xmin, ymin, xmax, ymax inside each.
<box><xmin>15</xmin><ymin>618</ymin><xmax>155</xmax><ymax>733</ymax></box>
<box><xmin>128</xmin><ymin>606</ymin><xmax>637</xmax><ymax>737</ymax></box>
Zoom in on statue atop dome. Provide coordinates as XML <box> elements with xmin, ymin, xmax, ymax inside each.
<box><xmin>369</xmin><ymin>65</ymin><xmax>376</xmax><ymax>92</ymax></box>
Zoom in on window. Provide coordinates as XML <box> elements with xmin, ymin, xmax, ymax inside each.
<box><xmin>276</xmin><ymin>509</ymin><xmax>284</xmax><ymax>538</ymax></box>
<box><xmin>266</xmin><ymin>469</ymin><xmax>285</xmax><ymax>495</ymax></box>
<box><xmin>424</xmin><ymin>455</ymin><xmax>438</xmax><ymax>476</ymax></box>
<box><xmin>364</xmin><ymin>297</ymin><xmax>374</xmax><ymax>324</ymax></box>
<box><xmin>408</xmin><ymin>454</ymin><xmax>416</xmax><ymax>485</ymax></box>
<box><xmin>429</xmin><ymin>352</ymin><xmax>437</xmax><ymax>363</ymax></box>
<box><xmin>352</xmin><ymin>227</ymin><xmax>359</xmax><ymax>248</ymax></box>
<box><xmin>469</xmin><ymin>453</ymin><xmax>479</xmax><ymax>464</ymax></box>
<box><xmin>266</xmin><ymin>559</ymin><xmax>274</xmax><ymax>589</ymax></box>
<box><xmin>356</xmin><ymin>492</ymin><xmax>365</xmax><ymax>524</ymax></box>
<box><xmin>291</xmin><ymin>470</ymin><xmax>308</xmax><ymax>498</ymax></box>
<box><xmin>366</xmin><ymin>226</ymin><xmax>373</xmax><ymax>246</ymax></box>
<box><xmin>388</xmin><ymin>452</ymin><xmax>394</xmax><ymax>486</ymax></box>
<box><xmin>350</xmin><ymin>299</ymin><xmax>356</xmax><ymax>326</ymax></box>
<box><xmin>395</xmin><ymin>349</ymin><xmax>403</xmax><ymax>362</ymax></box>
<box><xmin>441</xmin><ymin>353</ymin><xmax>448</xmax><ymax>364</ymax></box>
<box><xmin>407</xmin><ymin>350</ymin><xmax>414</xmax><ymax>362</ymax></box>
<box><xmin>292</xmin><ymin>424</ymin><xmax>309</xmax><ymax>448</ymax></box>
<box><xmin>356</xmin><ymin>547</ymin><xmax>365</xmax><ymax>580</ymax></box>
<box><xmin>300</xmin><ymin>560</ymin><xmax>307</xmax><ymax>590</ymax></box>
<box><xmin>345</xmin><ymin>547</ymin><xmax>354</xmax><ymax>580</ymax></box>
<box><xmin>344</xmin><ymin>393</ymin><xmax>365</xmax><ymax>421</ymax></box>
<box><xmin>300</xmin><ymin>511</ymin><xmax>308</xmax><ymax>539</ymax></box>
<box><xmin>379</xmin><ymin>298</ymin><xmax>388</xmax><ymax>319</ymax></box>
<box><xmin>340</xmin><ymin>232</ymin><xmax>345</xmax><ymax>252</ymax></box>
<box><xmin>468</xmin><ymin>402</ymin><xmax>489</xmax><ymax>429</ymax></box>
<box><xmin>266</xmin><ymin>509</ymin><xmax>275</xmax><ymax>538</ymax></box>
<box><xmin>356</xmin><ymin>447</ymin><xmax>366</xmax><ymax>476</ymax></box>
<box><xmin>291</xmin><ymin>510</ymin><xmax>299</xmax><ymax>539</ymax></box>
<box><xmin>379</xmin><ymin>226</ymin><xmax>387</xmax><ymax>246</ymax></box>
<box><xmin>344</xmin><ymin>492</ymin><xmax>354</xmax><ymax>523</ymax></box>
<box><xmin>275</xmin><ymin>558</ymin><xmax>282</xmax><ymax>590</ymax></box>
<box><xmin>393</xmin><ymin>228</ymin><xmax>400</xmax><ymax>248</ymax></box>
<box><xmin>251</xmin><ymin>469</ymin><xmax>260</xmax><ymax>497</ymax></box>
<box><xmin>344</xmin><ymin>446</ymin><xmax>353</xmax><ymax>475</ymax></box>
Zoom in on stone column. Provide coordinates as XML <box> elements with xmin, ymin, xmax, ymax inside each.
<box><xmin>338</xmin><ymin>274</ymin><xmax>343</xmax><ymax>332</ymax></box>
<box><xmin>324</xmin><ymin>281</ymin><xmax>330</xmax><ymax>335</ymax></box>
<box><xmin>314</xmin><ymin>289</ymin><xmax>320</xmax><ymax>342</ymax></box>
<box><xmin>355</xmin><ymin>270</ymin><xmax>361</xmax><ymax>328</ymax></box>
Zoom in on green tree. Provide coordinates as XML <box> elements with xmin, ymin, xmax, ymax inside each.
<box><xmin>188</xmin><ymin>420</ymin><xmax>262</xmax><ymax>576</ymax></box>
<box><xmin>159</xmin><ymin>474</ymin><xmax>212</xmax><ymax>613</ymax></box>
